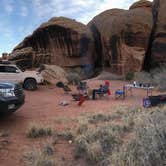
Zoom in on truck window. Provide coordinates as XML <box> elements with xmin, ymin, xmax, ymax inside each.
<box><xmin>5</xmin><ymin>66</ymin><xmax>17</xmax><ymax>73</ymax></box>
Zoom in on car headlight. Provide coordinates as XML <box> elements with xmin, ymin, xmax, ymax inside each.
<box><xmin>0</xmin><ymin>88</ymin><xmax>15</xmax><ymax>97</ymax></box>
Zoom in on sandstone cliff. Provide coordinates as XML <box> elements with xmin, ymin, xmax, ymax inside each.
<box><xmin>151</xmin><ymin>0</ymin><xmax>166</xmax><ymax>66</ymax></box>
<box><xmin>88</xmin><ymin>0</ymin><xmax>153</xmax><ymax>75</ymax></box>
<box><xmin>9</xmin><ymin>0</ymin><xmax>166</xmax><ymax>77</ymax></box>
<box><xmin>10</xmin><ymin>17</ymin><xmax>94</xmax><ymax>71</ymax></box>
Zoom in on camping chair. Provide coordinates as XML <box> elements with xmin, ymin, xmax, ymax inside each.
<box><xmin>72</xmin><ymin>81</ymin><xmax>89</xmax><ymax>102</ymax></box>
<box><xmin>115</xmin><ymin>86</ymin><xmax>125</xmax><ymax>100</ymax></box>
<box><xmin>92</xmin><ymin>81</ymin><xmax>111</xmax><ymax>100</ymax></box>
<box><xmin>77</xmin><ymin>81</ymin><xmax>89</xmax><ymax>98</ymax></box>
<box><xmin>97</xmin><ymin>88</ymin><xmax>111</xmax><ymax>99</ymax></box>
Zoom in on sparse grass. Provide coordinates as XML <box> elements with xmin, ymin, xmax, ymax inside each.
<box><xmin>23</xmin><ymin>106</ymin><xmax>166</xmax><ymax>166</ymax></box>
<box><xmin>108</xmin><ymin>106</ymin><xmax>166</xmax><ymax>166</ymax></box>
<box><xmin>27</xmin><ymin>123</ymin><xmax>53</xmax><ymax>138</ymax></box>
<box><xmin>151</xmin><ymin>66</ymin><xmax>166</xmax><ymax>91</ymax></box>
<box><xmin>0</xmin><ymin>139</ymin><xmax>9</xmax><ymax>150</ymax></box>
<box><xmin>0</xmin><ymin>131</ymin><xmax>9</xmax><ymax>137</ymax></box>
<box><xmin>74</xmin><ymin>124</ymin><xmax>123</xmax><ymax>163</ymax></box>
<box><xmin>88</xmin><ymin>113</ymin><xmax>113</xmax><ymax>124</ymax></box>
<box><xmin>86</xmin><ymin>141</ymin><xmax>103</xmax><ymax>162</ymax></box>
<box><xmin>74</xmin><ymin>107</ymin><xmax>139</xmax><ymax>161</ymax></box>
<box><xmin>23</xmin><ymin>144</ymin><xmax>57</xmax><ymax>166</ymax></box>
<box><xmin>77</xmin><ymin>123</ymin><xmax>88</xmax><ymax>135</ymax></box>
<box><xmin>53</xmin><ymin>116</ymin><xmax>78</xmax><ymax>124</ymax></box>
<box><xmin>56</xmin><ymin>130</ymin><xmax>74</xmax><ymax>141</ymax></box>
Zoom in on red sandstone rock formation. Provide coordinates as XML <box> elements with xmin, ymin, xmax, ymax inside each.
<box><xmin>9</xmin><ymin>0</ymin><xmax>166</xmax><ymax>77</ymax></box>
<box><xmin>88</xmin><ymin>1</ymin><xmax>153</xmax><ymax>75</ymax></box>
<box><xmin>10</xmin><ymin>17</ymin><xmax>94</xmax><ymax>71</ymax></box>
<box><xmin>151</xmin><ymin>0</ymin><xmax>166</xmax><ymax>65</ymax></box>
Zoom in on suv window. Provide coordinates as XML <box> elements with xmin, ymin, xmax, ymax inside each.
<box><xmin>0</xmin><ymin>66</ymin><xmax>5</xmax><ymax>72</ymax></box>
<box><xmin>5</xmin><ymin>66</ymin><xmax>17</xmax><ymax>73</ymax></box>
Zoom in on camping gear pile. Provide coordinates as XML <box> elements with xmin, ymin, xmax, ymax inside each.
<box><xmin>56</xmin><ymin>80</ymin><xmax>165</xmax><ymax>108</ymax></box>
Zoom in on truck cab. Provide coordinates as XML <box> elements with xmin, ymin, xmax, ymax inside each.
<box><xmin>0</xmin><ymin>62</ymin><xmax>43</xmax><ymax>90</ymax></box>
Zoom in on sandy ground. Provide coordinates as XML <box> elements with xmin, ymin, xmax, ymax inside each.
<box><xmin>0</xmin><ymin>80</ymin><xmax>163</xmax><ymax>166</ymax></box>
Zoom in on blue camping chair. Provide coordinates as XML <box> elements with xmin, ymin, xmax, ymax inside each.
<box><xmin>115</xmin><ymin>86</ymin><xmax>125</xmax><ymax>99</ymax></box>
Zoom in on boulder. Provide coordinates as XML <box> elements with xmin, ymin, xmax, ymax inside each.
<box><xmin>40</xmin><ymin>64</ymin><xmax>67</xmax><ymax>84</ymax></box>
<box><xmin>88</xmin><ymin>1</ymin><xmax>153</xmax><ymax>75</ymax></box>
<box><xmin>9</xmin><ymin>17</ymin><xmax>94</xmax><ymax>72</ymax></box>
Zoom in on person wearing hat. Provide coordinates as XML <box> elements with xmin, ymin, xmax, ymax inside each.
<box><xmin>92</xmin><ymin>80</ymin><xmax>111</xmax><ymax>100</ymax></box>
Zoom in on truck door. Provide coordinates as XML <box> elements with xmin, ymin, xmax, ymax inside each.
<box><xmin>0</xmin><ymin>66</ymin><xmax>6</xmax><ymax>81</ymax></box>
<box><xmin>4</xmin><ymin>66</ymin><xmax>22</xmax><ymax>83</ymax></box>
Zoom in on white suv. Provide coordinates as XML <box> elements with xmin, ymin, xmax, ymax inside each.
<box><xmin>0</xmin><ymin>62</ymin><xmax>43</xmax><ymax>90</ymax></box>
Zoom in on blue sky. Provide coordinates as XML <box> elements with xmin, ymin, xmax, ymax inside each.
<box><xmin>0</xmin><ymin>0</ymin><xmax>152</xmax><ymax>56</ymax></box>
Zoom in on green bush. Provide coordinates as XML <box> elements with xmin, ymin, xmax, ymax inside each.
<box><xmin>125</xmin><ymin>72</ymin><xmax>135</xmax><ymax>81</ymax></box>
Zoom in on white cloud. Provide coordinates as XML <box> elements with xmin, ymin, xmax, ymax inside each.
<box><xmin>21</xmin><ymin>6</ymin><xmax>28</xmax><ymax>17</ymax></box>
<box><xmin>32</xmin><ymin>0</ymin><xmax>154</xmax><ymax>24</ymax></box>
<box><xmin>3</xmin><ymin>0</ymin><xmax>14</xmax><ymax>14</ymax></box>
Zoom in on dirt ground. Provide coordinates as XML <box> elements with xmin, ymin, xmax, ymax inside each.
<box><xmin>0</xmin><ymin>80</ymin><xmax>163</xmax><ymax>166</ymax></box>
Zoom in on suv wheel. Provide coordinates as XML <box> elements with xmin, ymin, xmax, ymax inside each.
<box><xmin>24</xmin><ymin>79</ymin><xmax>37</xmax><ymax>90</ymax></box>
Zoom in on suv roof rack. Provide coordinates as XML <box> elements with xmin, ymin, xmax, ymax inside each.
<box><xmin>0</xmin><ymin>60</ymin><xmax>12</xmax><ymax>64</ymax></box>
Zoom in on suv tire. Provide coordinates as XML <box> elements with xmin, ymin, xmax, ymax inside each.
<box><xmin>24</xmin><ymin>78</ymin><xmax>37</xmax><ymax>90</ymax></box>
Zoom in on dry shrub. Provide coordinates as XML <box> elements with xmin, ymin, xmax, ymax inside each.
<box><xmin>0</xmin><ymin>131</ymin><xmax>9</xmax><ymax>137</ymax></box>
<box><xmin>56</xmin><ymin>130</ymin><xmax>74</xmax><ymax>141</ymax></box>
<box><xmin>151</xmin><ymin>66</ymin><xmax>166</xmax><ymax>91</ymax></box>
<box><xmin>110</xmin><ymin>106</ymin><xmax>166</xmax><ymax>166</ymax></box>
<box><xmin>125</xmin><ymin>72</ymin><xmax>135</xmax><ymax>81</ymax></box>
<box><xmin>86</xmin><ymin>141</ymin><xmax>103</xmax><ymax>162</ymax></box>
<box><xmin>74</xmin><ymin>125</ymin><xmax>123</xmax><ymax>164</ymax></box>
<box><xmin>53</xmin><ymin>117</ymin><xmax>77</xmax><ymax>124</ymax></box>
<box><xmin>0</xmin><ymin>139</ymin><xmax>9</xmax><ymax>150</ymax></box>
<box><xmin>74</xmin><ymin>135</ymin><xmax>89</xmax><ymax>158</ymax></box>
<box><xmin>23</xmin><ymin>144</ymin><xmax>57</xmax><ymax>166</ymax></box>
<box><xmin>95</xmin><ymin>71</ymin><xmax>124</xmax><ymax>80</ymax></box>
<box><xmin>134</xmin><ymin>71</ymin><xmax>152</xmax><ymax>83</ymax></box>
<box><xmin>77</xmin><ymin>123</ymin><xmax>88</xmax><ymax>135</ymax></box>
<box><xmin>66</xmin><ymin>72</ymin><xmax>81</xmax><ymax>85</ymax></box>
<box><xmin>27</xmin><ymin>123</ymin><xmax>52</xmax><ymax>138</ymax></box>
<box><xmin>88</xmin><ymin>113</ymin><xmax>113</xmax><ymax>124</ymax></box>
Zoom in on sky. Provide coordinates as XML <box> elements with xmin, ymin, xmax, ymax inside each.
<box><xmin>0</xmin><ymin>0</ymin><xmax>152</xmax><ymax>56</ymax></box>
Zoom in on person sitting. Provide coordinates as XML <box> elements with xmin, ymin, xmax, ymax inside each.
<box><xmin>72</xmin><ymin>81</ymin><xmax>89</xmax><ymax>101</ymax></box>
<box><xmin>92</xmin><ymin>80</ymin><xmax>111</xmax><ymax>100</ymax></box>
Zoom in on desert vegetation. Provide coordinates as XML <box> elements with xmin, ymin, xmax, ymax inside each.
<box><xmin>23</xmin><ymin>106</ymin><xmax>166</xmax><ymax>166</ymax></box>
<box><xmin>23</xmin><ymin>143</ymin><xmax>58</xmax><ymax>166</ymax></box>
<box><xmin>27</xmin><ymin>123</ymin><xmax>53</xmax><ymax>138</ymax></box>
<box><xmin>130</xmin><ymin>66</ymin><xmax>166</xmax><ymax>91</ymax></box>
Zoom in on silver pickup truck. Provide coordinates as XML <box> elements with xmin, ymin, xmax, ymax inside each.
<box><xmin>0</xmin><ymin>62</ymin><xmax>43</xmax><ymax>90</ymax></box>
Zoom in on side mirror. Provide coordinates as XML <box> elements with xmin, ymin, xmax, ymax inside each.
<box><xmin>16</xmin><ymin>70</ymin><xmax>20</xmax><ymax>73</ymax></box>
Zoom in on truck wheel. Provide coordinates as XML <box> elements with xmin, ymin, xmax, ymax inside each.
<box><xmin>24</xmin><ymin>79</ymin><xmax>37</xmax><ymax>90</ymax></box>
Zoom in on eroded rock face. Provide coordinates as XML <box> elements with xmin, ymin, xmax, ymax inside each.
<box><xmin>10</xmin><ymin>17</ymin><xmax>94</xmax><ymax>71</ymax></box>
<box><xmin>151</xmin><ymin>0</ymin><xmax>166</xmax><ymax>66</ymax></box>
<box><xmin>88</xmin><ymin>1</ymin><xmax>153</xmax><ymax>75</ymax></box>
